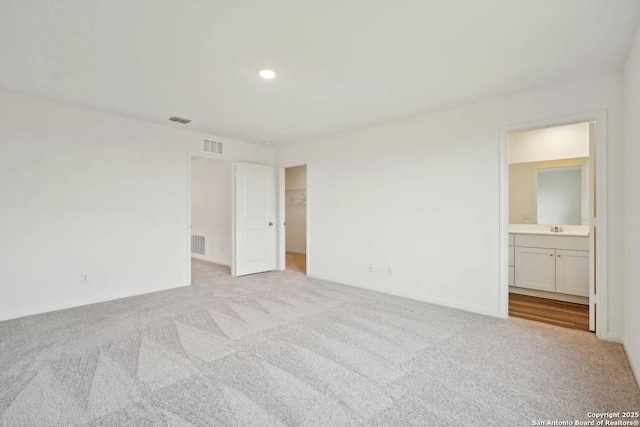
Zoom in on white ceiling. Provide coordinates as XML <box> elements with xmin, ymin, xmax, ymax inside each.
<box><xmin>1</xmin><ymin>0</ymin><xmax>639</xmax><ymax>144</ymax></box>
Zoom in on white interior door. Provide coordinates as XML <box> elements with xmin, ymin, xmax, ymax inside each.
<box><xmin>233</xmin><ymin>162</ymin><xmax>276</xmax><ymax>276</ymax></box>
<box><xmin>588</xmin><ymin>122</ymin><xmax>596</xmax><ymax>332</ymax></box>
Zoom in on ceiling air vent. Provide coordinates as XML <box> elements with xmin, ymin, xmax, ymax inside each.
<box><xmin>203</xmin><ymin>139</ymin><xmax>224</xmax><ymax>155</ymax></box>
<box><xmin>169</xmin><ymin>116</ymin><xmax>192</xmax><ymax>124</ymax></box>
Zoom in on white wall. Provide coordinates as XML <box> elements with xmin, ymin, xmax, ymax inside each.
<box><xmin>509</xmin><ymin>122</ymin><xmax>590</xmax><ymax>164</ymax></box>
<box><xmin>285</xmin><ymin>165</ymin><xmax>307</xmax><ymax>253</ymax></box>
<box><xmin>624</xmin><ymin>26</ymin><xmax>640</xmax><ymax>383</ymax></box>
<box><xmin>191</xmin><ymin>158</ymin><xmax>232</xmax><ymax>265</ymax></box>
<box><xmin>0</xmin><ymin>90</ymin><xmax>276</xmax><ymax>321</ymax></box>
<box><xmin>279</xmin><ymin>74</ymin><xmax>625</xmax><ymax>340</ymax></box>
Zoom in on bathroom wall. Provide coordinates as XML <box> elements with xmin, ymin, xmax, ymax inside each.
<box><xmin>508</xmin><ymin>122</ymin><xmax>590</xmax><ymax>164</ymax></box>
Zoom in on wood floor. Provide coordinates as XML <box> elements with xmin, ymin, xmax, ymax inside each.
<box><xmin>509</xmin><ymin>294</ymin><xmax>590</xmax><ymax>332</ymax></box>
<box><xmin>286</xmin><ymin>252</ymin><xmax>306</xmax><ymax>274</ymax></box>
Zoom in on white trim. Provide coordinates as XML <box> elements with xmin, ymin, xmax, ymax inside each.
<box><xmin>499</xmin><ymin>126</ymin><xmax>510</xmax><ymax>318</ymax></box>
<box><xmin>190</xmin><ymin>254</ymin><xmax>231</xmax><ymax>266</ymax></box>
<box><xmin>599</xmin><ymin>333</ymin><xmax>624</xmax><ymax>344</ymax></box>
<box><xmin>588</xmin><ymin>122</ymin><xmax>596</xmax><ymax>331</ymax></box>
<box><xmin>0</xmin><ymin>282</ymin><xmax>190</xmax><ymax>323</ymax></box>
<box><xmin>499</xmin><ymin>111</ymin><xmax>608</xmax><ymax>340</ymax></box>
<box><xmin>186</xmin><ymin>155</ymin><xmax>192</xmax><ymax>286</ymax></box>
<box><xmin>278</xmin><ymin>163</ymin><xmax>309</xmax><ymax>274</ymax></box>
<box><xmin>599</xmin><ymin>334</ymin><xmax>623</xmax><ymax>343</ymax></box>
<box><xmin>308</xmin><ymin>273</ymin><xmax>501</xmax><ymax>317</ymax></box>
<box><xmin>624</xmin><ymin>341</ymin><xmax>640</xmax><ymax>387</ymax></box>
<box><xmin>231</xmin><ymin>162</ymin><xmax>237</xmax><ymax>276</ymax></box>
<box><xmin>277</xmin><ymin>167</ymin><xmax>286</xmax><ymax>270</ymax></box>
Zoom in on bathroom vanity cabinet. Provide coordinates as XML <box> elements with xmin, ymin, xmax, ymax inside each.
<box><xmin>509</xmin><ymin>232</ymin><xmax>589</xmax><ymax>298</ymax></box>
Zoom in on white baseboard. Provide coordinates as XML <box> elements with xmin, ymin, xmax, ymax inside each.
<box><xmin>191</xmin><ymin>253</ymin><xmax>231</xmax><ymax>266</ymax></box>
<box><xmin>0</xmin><ymin>281</ymin><xmax>191</xmax><ymax>323</ymax></box>
<box><xmin>307</xmin><ymin>273</ymin><xmax>500</xmax><ymax>318</ymax></box>
<box><xmin>286</xmin><ymin>249</ymin><xmax>306</xmax><ymax>255</ymax></box>
<box><xmin>594</xmin><ymin>331</ymin><xmax>624</xmax><ymax>343</ymax></box>
<box><xmin>623</xmin><ymin>340</ymin><xmax>640</xmax><ymax>389</ymax></box>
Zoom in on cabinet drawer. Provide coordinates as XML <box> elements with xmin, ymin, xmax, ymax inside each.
<box><xmin>514</xmin><ymin>234</ymin><xmax>588</xmax><ymax>251</ymax></box>
<box><xmin>509</xmin><ymin>266</ymin><xmax>514</xmax><ymax>287</ymax></box>
<box><xmin>509</xmin><ymin>234</ymin><xmax>514</xmax><ymax>246</ymax></box>
<box><xmin>509</xmin><ymin>246</ymin><xmax>514</xmax><ymax>266</ymax></box>
<box><xmin>514</xmin><ymin>247</ymin><xmax>556</xmax><ymax>292</ymax></box>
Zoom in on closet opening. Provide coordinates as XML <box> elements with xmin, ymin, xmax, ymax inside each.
<box><xmin>282</xmin><ymin>165</ymin><xmax>307</xmax><ymax>275</ymax></box>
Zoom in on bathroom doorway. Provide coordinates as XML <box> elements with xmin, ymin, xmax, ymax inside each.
<box><xmin>502</xmin><ymin>119</ymin><xmax>601</xmax><ymax>333</ymax></box>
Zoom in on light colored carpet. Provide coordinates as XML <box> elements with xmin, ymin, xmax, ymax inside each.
<box><xmin>0</xmin><ymin>259</ymin><xmax>638</xmax><ymax>426</ymax></box>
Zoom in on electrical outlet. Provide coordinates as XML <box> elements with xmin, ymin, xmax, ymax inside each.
<box><xmin>387</xmin><ymin>267</ymin><xmax>393</xmax><ymax>276</ymax></box>
<box><xmin>368</xmin><ymin>264</ymin><xmax>374</xmax><ymax>273</ymax></box>
<box><xmin>80</xmin><ymin>275</ymin><xmax>89</xmax><ymax>284</ymax></box>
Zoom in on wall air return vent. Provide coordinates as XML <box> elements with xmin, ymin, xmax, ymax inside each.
<box><xmin>203</xmin><ymin>139</ymin><xmax>224</xmax><ymax>155</ymax></box>
<box><xmin>191</xmin><ymin>235</ymin><xmax>205</xmax><ymax>255</ymax></box>
<box><xmin>169</xmin><ymin>116</ymin><xmax>192</xmax><ymax>124</ymax></box>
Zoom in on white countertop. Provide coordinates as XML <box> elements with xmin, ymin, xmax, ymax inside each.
<box><xmin>509</xmin><ymin>224</ymin><xmax>589</xmax><ymax>237</ymax></box>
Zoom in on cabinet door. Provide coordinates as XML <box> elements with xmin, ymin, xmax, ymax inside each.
<box><xmin>555</xmin><ymin>249</ymin><xmax>589</xmax><ymax>297</ymax></box>
<box><xmin>514</xmin><ymin>247</ymin><xmax>556</xmax><ymax>291</ymax></box>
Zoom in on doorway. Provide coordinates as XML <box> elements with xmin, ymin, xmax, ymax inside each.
<box><xmin>283</xmin><ymin>165</ymin><xmax>307</xmax><ymax>274</ymax></box>
<box><xmin>189</xmin><ymin>155</ymin><xmax>233</xmax><ymax>282</ymax></box>
<box><xmin>188</xmin><ymin>157</ymin><xmax>279</xmax><ymax>282</ymax></box>
<box><xmin>502</xmin><ymin>120</ymin><xmax>599</xmax><ymax>333</ymax></box>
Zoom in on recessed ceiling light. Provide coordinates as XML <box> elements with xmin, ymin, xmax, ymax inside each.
<box><xmin>263</xmin><ymin>140</ymin><xmax>272</xmax><ymax>145</ymax></box>
<box><xmin>258</xmin><ymin>69</ymin><xmax>276</xmax><ymax>80</ymax></box>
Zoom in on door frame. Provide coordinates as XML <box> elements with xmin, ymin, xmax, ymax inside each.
<box><xmin>498</xmin><ymin>111</ymin><xmax>608</xmax><ymax>338</ymax></box>
<box><xmin>277</xmin><ymin>163</ymin><xmax>309</xmax><ymax>272</ymax></box>
<box><xmin>186</xmin><ymin>153</ymin><xmax>233</xmax><ymax>285</ymax></box>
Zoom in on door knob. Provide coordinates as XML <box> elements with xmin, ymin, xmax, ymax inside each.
<box><xmin>269</xmin><ymin>222</ymin><xmax>273</xmax><ymax>226</ymax></box>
